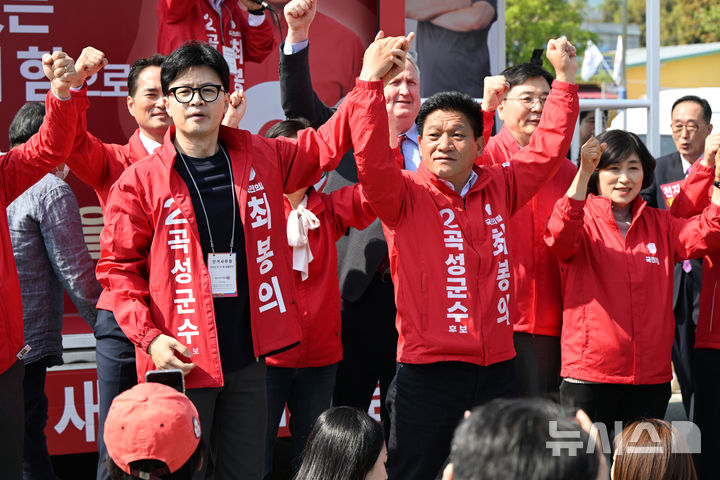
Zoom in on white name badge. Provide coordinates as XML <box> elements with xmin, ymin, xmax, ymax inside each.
<box><xmin>208</xmin><ymin>253</ymin><xmax>238</xmax><ymax>297</ymax></box>
<box><xmin>222</xmin><ymin>46</ymin><xmax>238</xmax><ymax>74</ymax></box>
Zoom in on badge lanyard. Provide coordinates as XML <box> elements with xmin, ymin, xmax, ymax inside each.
<box><xmin>178</xmin><ymin>144</ymin><xmax>239</xmax><ymax>297</ymax></box>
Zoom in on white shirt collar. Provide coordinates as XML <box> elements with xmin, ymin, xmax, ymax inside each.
<box><xmin>138</xmin><ymin>131</ymin><xmax>162</xmax><ymax>155</ymax></box>
<box><xmin>400</xmin><ymin>124</ymin><xmax>421</xmax><ymax>172</ymax></box>
<box><xmin>439</xmin><ymin>169</ymin><xmax>478</xmax><ymax>198</ymax></box>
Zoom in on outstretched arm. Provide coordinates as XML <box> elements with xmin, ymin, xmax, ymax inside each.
<box><xmin>1</xmin><ymin>51</ymin><xmax>84</xmax><ymax>204</ymax></box>
<box><xmin>479</xmin><ymin>74</ymin><xmax>508</xmax><ymax>147</ymax></box>
<box><xmin>275</xmin><ymin>32</ymin><xmax>412</xmax><ymax>197</ymax></box>
<box><xmin>566</xmin><ymin>137</ymin><xmax>605</xmax><ymax>201</ymax></box>
<box><xmin>351</xmin><ymin>33</ymin><xmax>413</xmax><ymax>227</ymax></box>
<box><xmin>63</xmin><ymin>48</ymin><xmax>129</xmax><ymax>199</ymax></box>
<box><xmin>279</xmin><ymin>0</ymin><xmax>335</xmax><ymax>127</ymax></box>
<box><xmin>671</xmin><ymin>133</ymin><xmax>720</xmax><ymax>218</ymax></box>
<box><xmin>502</xmin><ymin>37</ymin><xmax>580</xmax><ymax>214</ymax></box>
<box><xmin>544</xmin><ymin>137</ymin><xmax>604</xmax><ymax>261</ymax></box>
<box><xmin>327</xmin><ymin>183</ymin><xmax>377</xmax><ymax>239</ymax></box>
<box><xmin>671</xmin><ymin>162</ymin><xmax>720</xmax><ymax>261</ymax></box>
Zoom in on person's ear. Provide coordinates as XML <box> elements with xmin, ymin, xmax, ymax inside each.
<box><xmin>475</xmin><ymin>135</ymin><xmax>485</xmax><ymax>155</ymax></box>
<box><xmin>126</xmin><ymin>95</ymin><xmax>135</xmax><ymax>117</ymax></box>
<box><xmin>442</xmin><ymin>463</ymin><xmax>453</xmax><ymax>480</ymax></box>
<box><xmin>222</xmin><ymin>90</ymin><xmax>230</xmax><ymax>115</ymax></box>
<box><xmin>162</xmin><ymin>97</ymin><xmax>171</xmax><ymax>119</ymax></box>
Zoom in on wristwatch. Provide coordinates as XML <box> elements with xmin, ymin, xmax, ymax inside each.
<box><xmin>713</xmin><ymin>181</ymin><xmax>720</xmax><ymax>189</ymax></box>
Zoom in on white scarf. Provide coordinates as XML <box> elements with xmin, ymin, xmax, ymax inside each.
<box><xmin>286</xmin><ymin>196</ymin><xmax>320</xmax><ymax>281</ymax></box>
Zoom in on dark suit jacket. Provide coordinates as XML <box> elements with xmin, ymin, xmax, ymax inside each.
<box><xmin>641</xmin><ymin>151</ymin><xmax>701</xmax><ymax>317</ymax></box>
<box><xmin>279</xmin><ymin>45</ymin><xmax>389</xmax><ymax>303</ymax></box>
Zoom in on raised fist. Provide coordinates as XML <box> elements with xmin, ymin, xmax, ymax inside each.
<box><xmin>285</xmin><ymin>0</ymin><xmax>316</xmax><ymax>33</ymax></box>
<box><xmin>72</xmin><ymin>47</ymin><xmax>108</xmax><ymax>87</ymax></box>
<box><xmin>481</xmin><ymin>75</ymin><xmax>509</xmax><ymax>112</ymax></box>
<box><xmin>42</xmin><ymin>51</ymin><xmax>76</xmax><ymax>99</ymax></box>
<box><xmin>546</xmin><ymin>37</ymin><xmax>578</xmax><ymax>84</ymax></box>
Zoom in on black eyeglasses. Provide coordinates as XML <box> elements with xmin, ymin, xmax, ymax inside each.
<box><xmin>168</xmin><ymin>84</ymin><xmax>224</xmax><ymax>103</ymax></box>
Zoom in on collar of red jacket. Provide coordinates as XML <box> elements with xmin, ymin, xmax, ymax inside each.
<box><xmin>586</xmin><ymin>193</ymin><xmax>648</xmax><ymax>225</ymax></box>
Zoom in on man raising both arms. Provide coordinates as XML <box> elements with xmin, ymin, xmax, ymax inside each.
<box><xmin>351</xmin><ymin>37</ymin><xmax>579</xmax><ymax>480</ymax></box>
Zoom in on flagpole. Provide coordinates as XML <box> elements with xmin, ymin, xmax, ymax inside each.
<box><xmin>621</xmin><ymin>0</ymin><xmax>627</xmax><ymax>97</ymax></box>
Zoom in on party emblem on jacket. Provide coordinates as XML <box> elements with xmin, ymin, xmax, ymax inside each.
<box><xmin>645</xmin><ymin>242</ymin><xmax>660</xmax><ymax>265</ymax></box>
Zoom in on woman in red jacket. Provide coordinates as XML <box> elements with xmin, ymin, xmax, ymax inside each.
<box><xmin>262</xmin><ymin>119</ymin><xmax>376</xmax><ymax>479</ymax></box>
<box><xmin>544</xmin><ymin>130</ymin><xmax>720</xmax><ymax>438</ymax></box>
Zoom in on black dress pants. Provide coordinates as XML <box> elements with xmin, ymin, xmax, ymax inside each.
<box><xmin>559</xmin><ymin>380</ymin><xmax>671</xmax><ymax>443</ymax></box>
<box><xmin>386</xmin><ymin>360</ymin><xmax>516</xmax><ymax>480</ymax></box>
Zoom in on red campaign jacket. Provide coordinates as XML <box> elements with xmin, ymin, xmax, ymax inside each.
<box><xmin>267</xmin><ymin>185</ymin><xmax>375</xmax><ymax>368</ymax></box>
<box><xmin>669</xmin><ymin>162</ymin><xmax>720</xmax><ymax>349</ymax></box>
<box><xmin>351</xmin><ymin>80</ymin><xmax>578</xmax><ymax>366</ymax></box>
<box><xmin>67</xmin><ymin>128</ymin><xmax>152</xmax><ymax>209</ymax></box>
<box><xmin>545</xmin><ymin>194</ymin><xmax>720</xmax><ymax>384</ymax></box>
<box><xmin>481</xmin><ymin>126</ymin><xmax>576</xmax><ymax>337</ymax></box>
<box><xmin>0</xmin><ymin>89</ymin><xmax>82</xmax><ymax>374</ymax></box>
<box><xmin>96</xmin><ymin>81</ymin><xmax>374</xmax><ymax>388</ymax></box>
<box><xmin>157</xmin><ymin>0</ymin><xmax>274</xmax><ymax>90</ymax></box>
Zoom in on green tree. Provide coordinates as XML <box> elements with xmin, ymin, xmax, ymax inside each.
<box><xmin>600</xmin><ymin>0</ymin><xmax>720</xmax><ymax>46</ymax></box>
<box><xmin>505</xmin><ymin>0</ymin><xmax>596</xmax><ymax>71</ymax></box>
<box><xmin>667</xmin><ymin>0</ymin><xmax>720</xmax><ymax>45</ymax></box>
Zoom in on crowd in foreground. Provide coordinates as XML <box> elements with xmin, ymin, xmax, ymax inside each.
<box><xmin>1</xmin><ymin>1</ymin><xmax>719</xmax><ymax>480</ymax></box>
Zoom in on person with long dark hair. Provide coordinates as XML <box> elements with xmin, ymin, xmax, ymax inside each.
<box><xmin>545</xmin><ymin>130</ymin><xmax>720</xmax><ymax>439</ymax></box>
<box><xmin>295</xmin><ymin>407</ymin><xmax>386</xmax><ymax>480</ymax></box>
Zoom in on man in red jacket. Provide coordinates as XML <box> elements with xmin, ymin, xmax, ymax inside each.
<box><xmin>480</xmin><ymin>63</ymin><xmax>578</xmax><ymax>397</ymax></box>
<box><xmin>350</xmin><ymin>38</ymin><xmax>579</xmax><ymax>480</ymax></box>
<box><xmin>0</xmin><ymin>49</ymin><xmax>86</xmax><ymax>480</ymax></box>
<box><xmin>157</xmin><ymin>0</ymin><xmax>275</xmax><ymax>93</ymax></box>
<box><xmin>66</xmin><ymin>53</ymin><xmax>174</xmax><ymax>480</ymax></box>
<box><xmin>67</xmin><ymin>50</ymin><xmax>250</xmax><ymax>480</ymax></box>
<box><xmin>96</xmin><ymin>37</ymin><xmax>406</xmax><ymax>479</ymax></box>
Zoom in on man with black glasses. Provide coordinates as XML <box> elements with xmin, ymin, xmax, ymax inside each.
<box><xmin>96</xmin><ymin>38</ymin><xmax>409</xmax><ymax>479</ymax></box>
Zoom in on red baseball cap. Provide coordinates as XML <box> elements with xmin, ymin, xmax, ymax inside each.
<box><xmin>104</xmin><ymin>382</ymin><xmax>202</xmax><ymax>476</ymax></box>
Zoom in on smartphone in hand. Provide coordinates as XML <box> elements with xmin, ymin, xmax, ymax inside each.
<box><xmin>145</xmin><ymin>369</ymin><xmax>185</xmax><ymax>394</ymax></box>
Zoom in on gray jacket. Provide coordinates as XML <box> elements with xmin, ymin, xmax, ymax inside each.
<box><xmin>7</xmin><ymin>174</ymin><xmax>101</xmax><ymax>365</ymax></box>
